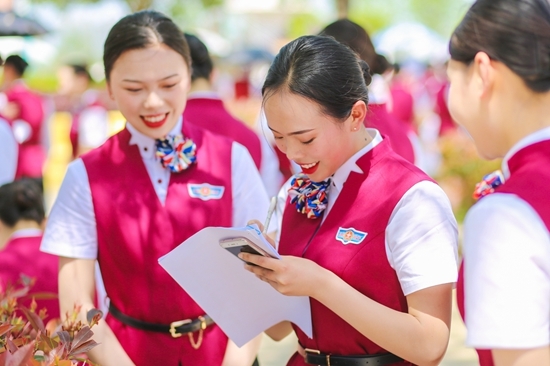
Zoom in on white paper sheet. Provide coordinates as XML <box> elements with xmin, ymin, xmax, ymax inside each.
<box><xmin>158</xmin><ymin>225</ymin><xmax>312</xmax><ymax>347</ymax></box>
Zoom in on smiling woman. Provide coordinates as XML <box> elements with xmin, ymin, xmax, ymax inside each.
<box><xmin>39</xmin><ymin>9</ymin><xmax>268</xmax><ymax>366</ymax></box>
<box><xmin>242</xmin><ymin>35</ymin><xmax>459</xmax><ymax>366</ymax></box>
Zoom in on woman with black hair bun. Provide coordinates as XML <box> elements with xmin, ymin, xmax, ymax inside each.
<box><xmin>41</xmin><ymin>10</ymin><xmax>266</xmax><ymax>366</ymax></box>
<box><xmin>0</xmin><ymin>179</ymin><xmax>58</xmax><ymax>320</ymax></box>
<box><xmin>240</xmin><ymin>35</ymin><xmax>458</xmax><ymax>366</ymax></box>
<box><xmin>448</xmin><ymin>0</ymin><xmax>550</xmax><ymax>365</ymax></box>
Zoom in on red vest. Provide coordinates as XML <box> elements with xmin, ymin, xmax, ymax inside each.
<box><xmin>279</xmin><ymin>139</ymin><xmax>430</xmax><ymax>366</ymax></box>
<box><xmin>184</xmin><ymin>97</ymin><xmax>262</xmax><ymax>170</ymax></box>
<box><xmin>366</xmin><ymin>104</ymin><xmax>415</xmax><ymax>165</ymax></box>
<box><xmin>457</xmin><ymin>140</ymin><xmax>550</xmax><ymax>366</ymax></box>
<box><xmin>0</xmin><ymin>234</ymin><xmax>59</xmax><ymax>320</ymax></box>
<box><xmin>82</xmin><ymin>122</ymin><xmax>233</xmax><ymax>366</ymax></box>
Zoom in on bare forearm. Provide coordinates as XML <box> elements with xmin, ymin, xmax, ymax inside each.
<box><xmin>493</xmin><ymin>347</ymin><xmax>550</xmax><ymax>366</ymax></box>
<box><xmin>313</xmin><ymin>271</ymin><xmax>450</xmax><ymax>366</ymax></box>
<box><xmin>265</xmin><ymin>321</ymin><xmax>293</xmax><ymax>341</ymax></box>
<box><xmin>222</xmin><ymin>335</ymin><xmax>262</xmax><ymax>366</ymax></box>
<box><xmin>58</xmin><ymin>258</ymin><xmax>134</xmax><ymax>365</ymax></box>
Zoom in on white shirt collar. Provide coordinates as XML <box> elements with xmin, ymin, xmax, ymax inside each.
<box><xmin>502</xmin><ymin>126</ymin><xmax>550</xmax><ymax>179</ymax></box>
<box><xmin>331</xmin><ymin>128</ymin><xmax>383</xmax><ymax>193</ymax></box>
<box><xmin>127</xmin><ymin>116</ymin><xmax>183</xmax><ymax>159</ymax></box>
<box><xmin>187</xmin><ymin>91</ymin><xmax>221</xmax><ymax>100</ymax></box>
<box><xmin>10</xmin><ymin>228</ymin><xmax>42</xmax><ymax>240</ymax></box>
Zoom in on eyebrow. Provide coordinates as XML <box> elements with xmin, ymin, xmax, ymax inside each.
<box><xmin>268</xmin><ymin>127</ymin><xmax>315</xmax><ymax>136</ymax></box>
<box><xmin>122</xmin><ymin>73</ymin><xmax>179</xmax><ymax>83</ymax></box>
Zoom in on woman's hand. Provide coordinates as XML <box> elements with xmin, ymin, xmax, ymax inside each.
<box><xmin>239</xmin><ymin>252</ymin><xmax>332</xmax><ymax>298</ymax></box>
<box><xmin>247</xmin><ymin>219</ymin><xmax>277</xmax><ymax>248</ymax></box>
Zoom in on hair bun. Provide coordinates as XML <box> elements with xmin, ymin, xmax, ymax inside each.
<box><xmin>373</xmin><ymin>54</ymin><xmax>390</xmax><ymax>75</ymax></box>
<box><xmin>14</xmin><ymin>181</ymin><xmax>39</xmax><ymax>211</ymax></box>
<box><xmin>359</xmin><ymin>59</ymin><xmax>373</xmax><ymax>86</ymax></box>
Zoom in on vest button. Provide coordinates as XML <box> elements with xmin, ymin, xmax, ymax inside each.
<box><xmin>158</xmin><ymin>179</ymin><xmax>162</xmax><ymax>184</ymax></box>
<box><xmin>144</xmin><ymin>147</ymin><xmax>148</xmax><ymax>152</ymax></box>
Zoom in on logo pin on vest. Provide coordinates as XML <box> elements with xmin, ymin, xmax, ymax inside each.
<box><xmin>335</xmin><ymin>227</ymin><xmax>368</xmax><ymax>245</ymax></box>
<box><xmin>188</xmin><ymin>183</ymin><xmax>225</xmax><ymax>201</ymax></box>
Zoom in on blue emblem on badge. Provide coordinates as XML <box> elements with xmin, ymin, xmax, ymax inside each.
<box><xmin>188</xmin><ymin>184</ymin><xmax>225</xmax><ymax>201</ymax></box>
<box><xmin>335</xmin><ymin>227</ymin><xmax>368</xmax><ymax>245</ymax></box>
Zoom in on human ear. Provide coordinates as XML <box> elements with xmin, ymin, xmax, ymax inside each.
<box><xmin>349</xmin><ymin>100</ymin><xmax>367</xmax><ymax>131</ymax></box>
<box><xmin>473</xmin><ymin>52</ymin><xmax>495</xmax><ymax>98</ymax></box>
<box><xmin>106</xmin><ymin>81</ymin><xmax>115</xmax><ymax>101</ymax></box>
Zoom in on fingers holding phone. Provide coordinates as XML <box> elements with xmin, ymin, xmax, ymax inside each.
<box><xmin>219</xmin><ymin>237</ymin><xmax>272</xmax><ymax>266</ymax></box>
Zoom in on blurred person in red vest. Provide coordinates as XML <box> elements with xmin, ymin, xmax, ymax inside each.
<box><xmin>0</xmin><ymin>55</ymin><xmax>45</xmax><ymax>179</ymax></box>
<box><xmin>183</xmin><ymin>33</ymin><xmax>283</xmax><ymax>196</ymax></box>
<box><xmin>0</xmin><ymin>178</ymin><xmax>59</xmax><ymax>320</ymax></box>
<box><xmin>320</xmin><ymin>20</ymin><xmax>419</xmax><ymax>166</ymax></box>
<box><xmin>56</xmin><ymin>64</ymin><xmax>109</xmax><ymax>158</ymax></box>
<box><xmin>388</xmin><ymin>63</ymin><xmax>415</xmax><ymax>130</ymax></box>
<box><xmin>435</xmin><ymin>80</ymin><xmax>457</xmax><ymax>136</ymax></box>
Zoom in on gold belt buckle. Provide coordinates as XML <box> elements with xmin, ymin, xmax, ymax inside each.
<box><xmin>304</xmin><ymin>348</ymin><xmax>330</xmax><ymax>366</ymax></box>
<box><xmin>169</xmin><ymin>319</ymin><xmax>191</xmax><ymax>338</ymax></box>
<box><xmin>304</xmin><ymin>348</ymin><xmax>321</xmax><ymax>354</ymax></box>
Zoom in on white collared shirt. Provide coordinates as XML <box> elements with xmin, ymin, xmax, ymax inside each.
<box><xmin>275</xmin><ymin>129</ymin><xmax>458</xmax><ymax>296</ymax></box>
<box><xmin>0</xmin><ymin>117</ymin><xmax>17</xmax><ymax>185</ymax></box>
<box><xmin>8</xmin><ymin>228</ymin><xmax>42</xmax><ymax>241</ymax></box>
<box><xmin>41</xmin><ymin>118</ymin><xmax>271</xmax><ymax>259</ymax></box>
<box><xmin>464</xmin><ymin>127</ymin><xmax>550</xmax><ymax>349</ymax></box>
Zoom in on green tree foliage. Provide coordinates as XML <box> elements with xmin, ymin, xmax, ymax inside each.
<box><xmin>31</xmin><ymin>0</ymin><xmax>222</xmax><ymax>12</ymax></box>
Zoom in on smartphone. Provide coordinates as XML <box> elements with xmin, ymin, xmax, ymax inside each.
<box><xmin>219</xmin><ymin>237</ymin><xmax>270</xmax><ymax>265</ymax></box>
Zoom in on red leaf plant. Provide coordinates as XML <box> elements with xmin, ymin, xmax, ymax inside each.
<box><xmin>0</xmin><ymin>277</ymin><xmax>102</xmax><ymax>366</ymax></box>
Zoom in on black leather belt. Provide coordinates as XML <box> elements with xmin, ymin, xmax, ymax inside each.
<box><xmin>108</xmin><ymin>303</ymin><xmax>214</xmax><ymax>339</ymax></box>
<box><xmin>305</xmin><ymin>349</ymin><xmax>403</xmax><ymax>366</ymax></box>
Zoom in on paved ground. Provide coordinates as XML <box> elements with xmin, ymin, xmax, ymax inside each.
<box><xmin>257</xmin><ymin>290</ymin><xmax>478</xmax><ymax>366</ymax></box>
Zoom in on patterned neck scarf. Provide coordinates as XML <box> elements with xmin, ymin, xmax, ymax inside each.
<box><xmin>155</xmin><ymin>134</ymin><xmax>197</xmax><ymax>173</ymax></box>
<box><xmin>288</xmin><ymin>173</ymin><xmax>331</xmax><ymax>219</ymax></box>
<box><xmin>473</xmin><ymin>170</ymin><xmax>505</xmax><ymax>200</ymax></box>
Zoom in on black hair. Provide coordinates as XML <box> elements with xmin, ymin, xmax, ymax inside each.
<box><xmin>0</xmin><ymin>179</ymin><xmax>44</xmax><ymax>228</ymax></box>
<box><xmin>262</xmin><ymin>35</ymin><xmax>371</xmax><ymax>121</ymax></box>
<box><xmin>450</xmin><ymin>0</ymin><xmax>550</xmax><ymax>93</ymax></box>
<box><xmin>184</xmin><ymin>33</ymin><xmax>213</xmax><ymax>82</ymax></box>
<box><xmin>69</xmin><ymin>64</ymin><xmax>91</xmax><ymax>81</ymax></box>
<box><xmin>5</xmin><ymin>55</ymin><xmax>29</xmax><ymax>77</ymax></box>
<box><xmin>103</xmin><ymin>10</ymin><xmax>191</xmax><ymax>81</ymax></box>
<box><xmin>320</xmin><ymin>19</ymin><xmax>389</xmax><ymax>75</ymax></box>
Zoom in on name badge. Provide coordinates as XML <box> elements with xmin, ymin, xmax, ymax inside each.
<box><xmin>188</xmin><ymin>183</ymin><xmax>225</xmax><ymax>201</ymax></box>
<box><xmin>335</xmin><ymin>227</ymin><xmax>368</xmax><ymax>245</ymax></box>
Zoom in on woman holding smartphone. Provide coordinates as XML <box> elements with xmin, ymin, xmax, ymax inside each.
<box><xmin>241</xmin><ymin>35</ymin><xmax>458</xmax><ymax>366</ymax></box>
<box><xmin>41</xmin><ymin>10</ymin><xmax>266</xmax><ymax>366</ymax></box>
<box><xmin>448</xmin><ymin>0</ymin><xmax>550</xmax><ymax>365</ymax></box>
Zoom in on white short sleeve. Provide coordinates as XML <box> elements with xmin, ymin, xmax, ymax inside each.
<box><xmin>41</xmin><ymin>159</ymin><xmax>98</xmax><ymax>259</ymax></box>
<box><xmin>231</xmin><ymin>142</ymin><xmax>272</xmax><ymax>228</ymax></box>
<box><xmin>463</xmin><ymin>194</ymin><xmax>550</xmax><ymax>349</ymax></box>
<box><xmin>0</xmin><ymin>118</ymin><xmax>17</xmax><ymax>185</ymax></box>
<box><xmin>386</xmin><ymin>181</ymin><xmax>459</xmax><ymax>296</ymax></box>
